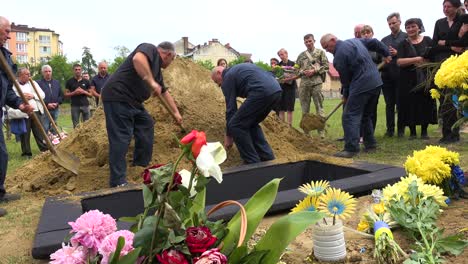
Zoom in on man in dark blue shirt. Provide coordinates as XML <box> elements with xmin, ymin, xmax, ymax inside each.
<box><xmin>320</xmin><ymin>34</ymin><xmax>391</xmax><ymax>158</ymax></box>
<box><xmin>90</xmin><ymin>61</ymin><xmax>110</xmax><ymax>106</ymax></box>
<box><xmin>211</xmin><ymin>63</ymin><xmax>282</xmax><ymax>164</ymax></box>
<box><xmin>0</xmin><ymin>16</ymin><xmax>34</xmax><ymax>213</ymax></box>
<box><xmin>101</xmin><ymin>42</ymin><xmax>182</xmax><ymax>187</ymax></box>
<box><xmin>36</xmin><ymin>64</ymin><xmax>63</xmax><ymax>134</ymax></box>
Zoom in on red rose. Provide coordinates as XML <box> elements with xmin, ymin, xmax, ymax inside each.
<box><xmin>186</xmin><ymin>226</ymin><xmax>217</xmax><ymax>254</ymax></box>
<box><xmin>180</xmin><ymin>130</ymin><xmax>207</xmax><ymax>158</ymax></box>
<box><xmin>156</xmin><ymin>249</ymin><xmax>189</xmax><ymax>264</ymax></box>
<box><xmin>193</xmin><ymin>248</ymin><xmax>227</xmax><ymax>264</ymax></box>
<box><xmin>141</xmin><ymin>164</ymin><xmax>182</xmax><ymax>190</ymax></box>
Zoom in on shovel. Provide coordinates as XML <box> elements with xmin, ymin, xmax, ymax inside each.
<box><xmin>0</xmin><ymin>52</ymin><xmax>80</xmax><ymax>175</ymax></box>
<box><xmin>156</xmin><ymin>94</ymin><xmax>187</xmax><ymax>134</ymax></box>
<box><xmin>300</xmin><ymin>101</ymin><xmax>344</xmax><ymax>133</ymax></box>
<box><xmin>29</xmin><ymin>78</ymin><xmax>63</xmax><ymax>140</ymax></box>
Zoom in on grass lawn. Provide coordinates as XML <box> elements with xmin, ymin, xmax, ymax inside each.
<box><xmin>291</xmin><ymin>95</ymin><xmax>468</xmax><ymax>167</ymax></box>
<box><xmin>4</xmin><ymin>104</ymin><xmax>73</xmax><ymax>174</ymax></box>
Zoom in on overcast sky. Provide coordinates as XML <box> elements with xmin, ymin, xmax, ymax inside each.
<box><xmin>8</xmin><ymin>0</ymin><xmax>449</xmax><ymax>64</ymax></box>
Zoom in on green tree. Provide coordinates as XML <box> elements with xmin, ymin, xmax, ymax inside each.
<box><xmin>255</xmin><ymin>61</ymin><xmax>271</xmax><ymax>71</ymax></box>
<box><xmin>108</xmin><ymin>46</ymin><xmax>130</xmax><ymax>73</ymax></box>
<box><xmin>196</xmin><ymin>60</ymin><xmax>214</xmax><ymax>71</ymax></box>
<box><xmin>46</xmin><ymin>55</ymin><xmax>75</xmax><ymax>88</ymax></box>
<box><xmin>81</xmin><ymin>46</ymin><xmax>97</xmax><ymax>75</ymax></box>
<box><xmin>228</xmin><ymin>56</ymin><xmax>247</xmax><ymax>67</ymax></box>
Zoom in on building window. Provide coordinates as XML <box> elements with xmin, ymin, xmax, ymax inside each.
<box><xmin>16</xmin><ymin>55</ymin><xmax>28</xmax><ymax>64</ymax></box>
<box><xmin>40</xmin><ymin>57</ymin><xmax>49</xmax><ymax>63</ymax></box>
<box><xmin>16</xmin><ymin>32</ymin><xmax>27</xmax><ymax>42</ymax></box>
<box><xmin>40</xmin><ymin>46</ymin><xmax>51</xmax><ymax>54</ymax></box>
<box><xmin>39</xmin><ymin>35</ymin><xmax>51</xmax><ymax>44</ymax></box>
<box><xmin>16</xmin><ymin>43</ymin><xmax>27</xmax><ymax>52</ymax></box>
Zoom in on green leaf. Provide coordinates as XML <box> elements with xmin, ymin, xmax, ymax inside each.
<box><xmin>237</xmin><ymin>250</ymin><xmax>269</xmax><ymax>264</ymax></box>
<box><xmin>116</xmin><ymin>247</ymin><xmax>142</xmax><ymax>264</ymax></box>
<box><xmin>119</xmin><ymin>216</ymin><xmax>139</xmax><ymax>223</ymax></box>
<box><xmin>254</xmin><ymin>211</ymin><xmax>325</xmax><ymax>264</ymax></box>
<box><xmin>190</xmin><ymin>187</ymin><xmax>206</xmax><ymax>223</ymax></box>
<box><xmin>109</xmin><ymin>236</ymin><xmax>125</xmax><ymax>264</ymax></box>
<box><xmin>435</xmin><ymin>234</ymin><xmax>468</xmax><ymax>256</ymax></box>
<box><xmin>228</xmin><ymin>246</ymin><xmax>249</xmax><ymax>264</ymax></box>
<box><xmin>221</xmin><ymin>178</ymin><xmax>281</xmax><ymax>255</ymax></box>
<box><xmin>142</xmin><ymin>184</ymin><xmax>153</xmax><ymax>208</ymax></box>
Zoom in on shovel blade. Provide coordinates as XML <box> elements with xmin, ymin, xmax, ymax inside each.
<box><xmin>52</xmin><ymin>149</ymin><xmax>80</xmax><ymax>175</ymax></box>
<box><xmin>300</xmin><ymin>113</ymin><xmax>326</xmax><ymax>133</ymax></box>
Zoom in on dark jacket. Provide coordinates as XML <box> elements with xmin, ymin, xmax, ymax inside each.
<box><xmin>36</xmin><ymin>79</ymin><xmax>64</xmax><ymax>105</ymax></box>
<box><xmin>0</xmin><ymin>47</ymin><xmax>22</xmax><ymax>119</ymax></box>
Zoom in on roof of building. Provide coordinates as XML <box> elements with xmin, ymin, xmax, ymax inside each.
<box><xmin>11</xmin><ymin>23</ymin><xmax>57</xmax><ymax>34</ymax></box>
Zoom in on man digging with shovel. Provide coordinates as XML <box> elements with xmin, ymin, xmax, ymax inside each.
<box><xmin>0</xmin><ymin>16</ymin><xmax>34</xmax><ymax>216</ymax></box>
<box><xmin>101</xmin><ymin>42</ymin><xmax>182</xmax><ymax>188</ymax></box>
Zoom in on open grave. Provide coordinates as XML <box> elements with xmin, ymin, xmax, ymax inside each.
<box><xmin>32</xmin><ymin>159</ymin><xmax>404</xmax><ymax>259</ymax></box>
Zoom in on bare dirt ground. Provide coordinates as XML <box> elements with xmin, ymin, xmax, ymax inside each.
<box><xmin>0</xmin><ymin>58</ymin><xmax>465</xmax><ymax>263</ymax></box>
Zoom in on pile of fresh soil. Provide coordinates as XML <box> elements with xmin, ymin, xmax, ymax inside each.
<box><xmin>7</xmin><ymin>58</ymin><xmax>341</xmax><ymax>197</ymax></box>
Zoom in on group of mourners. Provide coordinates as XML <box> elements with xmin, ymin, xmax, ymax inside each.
<box><xmin>0</xmin><ymin>0</ymin><xmax>466</xmax><ymax>216</ymax></box>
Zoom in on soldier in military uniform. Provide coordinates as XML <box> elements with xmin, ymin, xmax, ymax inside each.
<box><xmin>296</xmin><ymin>34</ymin><xmax>329</xmax><ymax>137</ymax></box>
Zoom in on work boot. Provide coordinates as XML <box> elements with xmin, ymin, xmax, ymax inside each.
<box><xmin>0</xmin><ymin>208</ymin><xmax>6</xmax><ymax>217</ymax></box>
<box><xmin>0</xmin><ymin>193</ymin><xmax>21</xmax><ymax>203</ymax></box>
<box><xmin>333</xmin><ymin>150</ymin><xmax>358</xmax><ymax>158</ymax></box>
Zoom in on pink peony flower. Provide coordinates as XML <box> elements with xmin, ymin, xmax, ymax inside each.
<box><xmin>193</xmin><ymin>248</ymin><xmax>227</xmax><ymax>264</ymax></box>
<box><xmin>68</xmin><ymin>210</ymin><xmax>117</xmax><ymax>252</ymax></box>
<box><xmin>50</xmin><ymin>243</ymin><xmax>87</xmax><ymax>264</ymax></box>
<box><xmin>98</xmin><ymin>230</ymin><xmax>135</xmax><ymax>264</ymax></box>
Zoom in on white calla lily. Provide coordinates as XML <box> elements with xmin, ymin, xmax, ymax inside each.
<box><xmin>179</xmin><ymin>169</ymin><xmax>197</xmax><ymax>196</ymax></box>
<box><xmin>196</xmin><ymin>142</ymin><xmax>226</xmax><ymax>183</ymax></box>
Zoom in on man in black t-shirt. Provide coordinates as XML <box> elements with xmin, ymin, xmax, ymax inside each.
<box><xmin>101</xmin><ymin>42</ymin><xmax>182</xmax><ymax>188</ymax></box>
<box><xmin>65</xmin><ymin>64</ymin><xmax>92</xmax><ymax>128</ymax></box>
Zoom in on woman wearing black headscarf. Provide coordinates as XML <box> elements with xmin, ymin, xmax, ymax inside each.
<box><xmin>397</xmin><ymin>18</ymin><xmax>437</xmax><ymax>139</ymax></box>
<box><xmin>432</xmin><ymin>0</ymin><xmax>464</xmax><ymax>143</ymax></box>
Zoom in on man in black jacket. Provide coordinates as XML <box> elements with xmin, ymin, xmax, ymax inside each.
<box><xmin>37</xmin><ymin>64</ymin><xmax>63</xmax><ymax>134</ymax></box>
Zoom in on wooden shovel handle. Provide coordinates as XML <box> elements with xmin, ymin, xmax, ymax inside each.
<box><xmin>325</xmin><ymin>101</ymin><xmax>344</xmax><ymax>121</ymax></box>
<box><xmin>0</xmin><ymin>52</ymin><xmax>56</xmax><ymax>155</ymax></box>
<box><xmin>156</xmin><ymin>94</ymin><xmax>187</xmax><ymax>132</ymax></box>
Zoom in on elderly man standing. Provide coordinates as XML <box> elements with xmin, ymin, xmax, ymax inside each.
<box><xmin>90</xmin><ymin>61</ymin><xmax>110</xmax><ymax>106</ymax></box>
<box><xmin>101</xmin><ymin>42</ymin><xmax>182</xmax><ymax>188</ymax></box>
<box><xmin>0</xmin><ymin>16</ymin><xmax>34</xmax><ymax>215</ymax></box>
<box><xmin>320</xmin><ymin>34</ymin><xmax>391</xmax><ymax>158</ymax></box>
<box><xmin>296</xmin><ymin>34</ymin><xmax>329</xmax><ymax>138</ymax></box>
<box><xmin>36</xmin><ymin>65</ymin><xmax>63</xmax><ymax>134</ymax></box>
<box><xmin>211</xmin><ymin>63</ymin><xmax>281</xmax><ymax>164</ymax></box>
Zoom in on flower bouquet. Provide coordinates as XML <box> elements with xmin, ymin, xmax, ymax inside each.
<box><xmin>404</xmin><ymin>145</ymin><xmax>466</xmax><ymax>199</ymax></box>
<box><xmin>51</xmin><ymin>130</ymin><xmax>325</xmax><ymax>264</ymax></box>
<box><xmin>272</xmin><ymin>64</ymin><xmax>300</xmax><ymax>84</ymax></box>
<box><xmin>291</xmin><ymin>180</ymin><xmax>356</xmax><ymax>262</ymax></box>
<box><xmin>431</xmin><ymin>50</ymin><xmax>468</xmax><ymax>127</ymax></box>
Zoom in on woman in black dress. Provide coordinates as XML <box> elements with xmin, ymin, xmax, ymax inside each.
<box><xmin>432</xmin><ymin>0</ymin><xmax>464</xmax><ymax>143</ymax></box>
<box><xmin>397</xmin><ymin>18</ymin><xmax>438</xmax><ymax>139</ymax></box>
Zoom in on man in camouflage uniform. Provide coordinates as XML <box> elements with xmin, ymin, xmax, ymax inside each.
<box><xmin>296</xmin><ymin>34</ymin><xmax>329</xmax><ymax>137</ymax></box>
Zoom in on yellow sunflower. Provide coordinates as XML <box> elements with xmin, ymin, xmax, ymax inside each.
<box><xmin>298</xmin><ymin>180</ymin><xmax>330</xmax><ymax>197</ymax></box>
<box><xmin>290</xmin><ymin>196</ymin><xmax>319</xmax><ymax>214</ymax></box>
<box><xmin>318</xmin><ymin>188</ymin><xmax>357</xmax><ymax>221</ymax></box>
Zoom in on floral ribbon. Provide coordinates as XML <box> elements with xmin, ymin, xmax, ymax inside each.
<box><xmin>374</xmin><ymin>221</ymin><xmax>393</xmax><ymax>240</ymax></box>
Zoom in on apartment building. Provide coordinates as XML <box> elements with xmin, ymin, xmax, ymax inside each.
<box><xmin>5</xmin><ymin>23</ymin><xmax>63</xmax><ymax>65</ymax></box>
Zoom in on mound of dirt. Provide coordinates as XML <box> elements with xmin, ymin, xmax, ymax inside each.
<box><xmin>7</xmin><ymin>58</ymin><xmax>342</xmax><ymax>197</ymax></box>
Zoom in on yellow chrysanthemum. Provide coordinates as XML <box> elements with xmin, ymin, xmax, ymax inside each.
<box><xmin>318</xmin><ymin>188</ymin><xmax>356</xmax><ymax>220</ymax></box>
<box><xmin>357</xmin><ymin>220</ymin><xmax>370</xmax><ymax>232</ymax></box>
<box><xmin>298</xmin><ymin>180</ymin><xmax>330</xmax><ymax>197</ymax></box>
<box><xmin>430</xmin><ymin>89</ymin><xmax>441</xmax><ymax>99</ymax></box>
<box><xmin>372</xmin><ymin>202</ymin><xmax>385</xmax><ymax>215</ymax></box>
<box><xmin>404</xmin><ymin>145</ymin><xmax>459</xmax><ymax>185</ymax></box>
<box><xmin>290</xmin><ymin>196</ymin><xmax>319</xmax><ymax>214</ymax></box>
<box><xmin>435</xmin><ymin>52</ymin><xmax>468</xmax><ymax>90</ymax></box>
<box><xmin>382</xmin><ymin>174</ymin><xmax>447</xmax><ymax>207</ymax></box>
<box><xmin>459</xmin><ymin>95</ymin><xmax>468</xmax><ymax>102</ymax></box>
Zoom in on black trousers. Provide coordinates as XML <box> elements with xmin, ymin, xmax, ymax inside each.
<box><xmin>20</xmin><ymin>112</ymin><xmax>48</xmax><ymax>155</ymax></box>
<box><xmin>381</xmin><ymin>79</ymin><xmax>398</xmax><ymax>134</ymax></box>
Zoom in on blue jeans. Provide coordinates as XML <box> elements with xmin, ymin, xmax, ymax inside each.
<box><xmin>71</xmin><ymin>105</ymin><xmax>90</xmax><ymax>128</ymax></box>
<box><xmin>103</xmin><ymin>101</ymin><xmax>154</xmax><ymax>187</ymax></box>
<box><xmin>228</xmin><ymin>92</ymin><xmax>280</xmax><ymax>164</ymax></box>
<box><xmin>42</xmin><ymin>108</ymin><xmax>60</xmax><ymax>134</ymax></box>
<box><xmin>343</xmin><ymin>89</ymin><xmax>379</xmax><ymax>152</ymax></box>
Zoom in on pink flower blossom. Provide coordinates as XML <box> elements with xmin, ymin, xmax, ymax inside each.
<box><xmin>98</xmin><ymin>230</ymin><xmax>135</xmax><ymax>264</ymax></box>
<box><xmin>193</xmin><ymin>248</ymin><xmax>227</xmax><ymax>264</ymax></box>
<box><xmin>50</xmin><ymin>243</ymin><xmax>87</xmax><ymax>264</ymax></box>
<box><xmin>68</xmin><ymin>210</ymin><xmax>117</xmax><ymax>252</ymax></box>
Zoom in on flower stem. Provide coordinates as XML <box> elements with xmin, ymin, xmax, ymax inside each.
<box><xmin>187</xmin><ymin>166</ymin><xmax>198</xmax><ymax>196</ymax></box>
<box><xmin>148</xmin><ymin>152</ymin><xmax>186</xmax><ymax>263</ymax></box>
